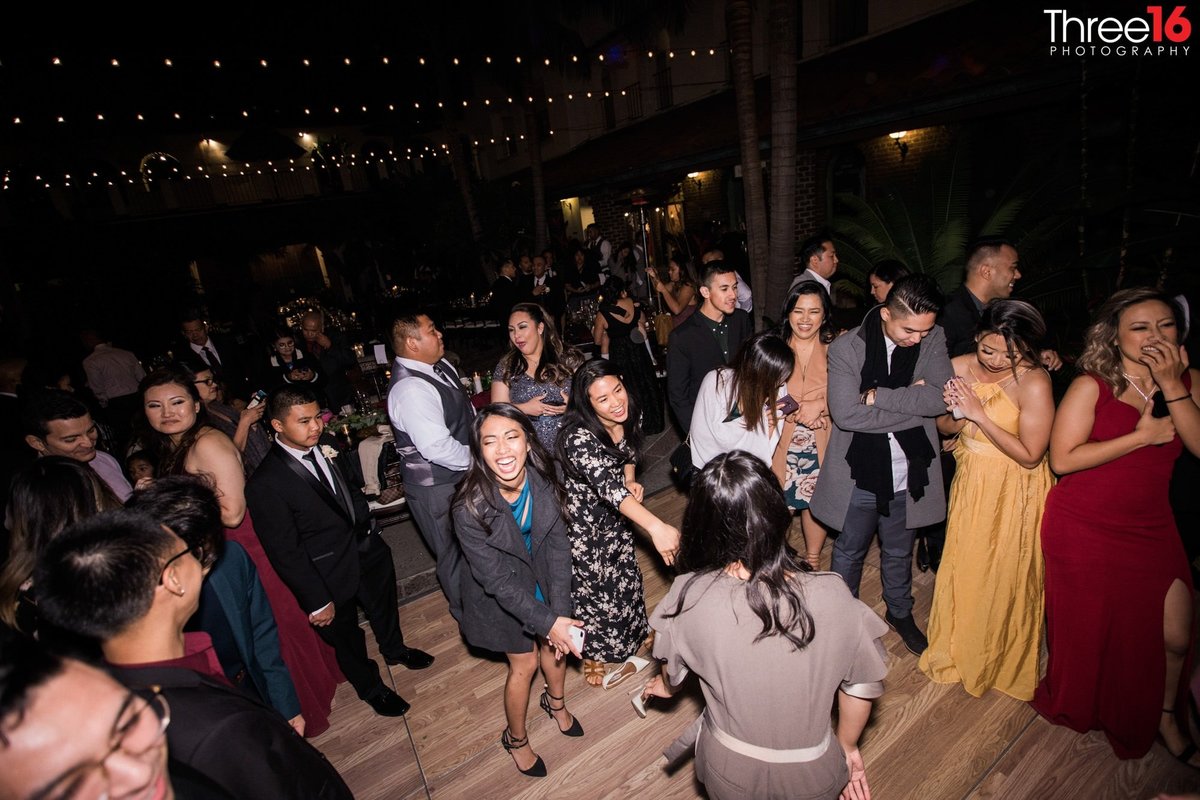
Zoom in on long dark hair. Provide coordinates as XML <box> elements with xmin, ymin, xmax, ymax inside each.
<box><xmin>556</xmin><ymin>358</ymin><xmax>644</xmax><ymax>476</ymax></box>
<box><xmin>454</xmin><ymin>403</ymin><xmax>566</xmax><ymax>536</ymax></box>
<box><xmin>975</xmin><ymin>299</ymin><xmax>1047</xmax><ymax>380</ymax></box>
<box><xmin>495</xmin><ymin>303</ymin><xmax>583</xmax><ymax>386</ymax></box>
<box><xmin>722</xmin><ymin>332</ymin><xmax>794</xmax><ymax>433</ymax></box>
<box><xmin>138</xmin><ymin>367</ymin><xmax>213</xmax><ymax>475</ymax></box>
<box><xmin>0</xmin><ymin>457</ymin><xmax>121</xmax><ymax>628</ymax></box>
<box><xmin>777</xmin><ymin>280</ymin><xmax>835</xmax><ymax>345</ymax></box>
<box><xmin>665</xmin><ymin>451</ymin><xmax>815</xmax><ymax>650</ymax></box>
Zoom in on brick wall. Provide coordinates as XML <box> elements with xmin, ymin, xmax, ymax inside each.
<box><xmin>793</xmin><ymin>149</ymin><xmax>822</xmax><ymax>269</ymax></box>
<box><xmin>681</xmin><ymin>168</ymin><xmax>727</xmax><ymax>230</ymax></box>
<box><xmin>586</xmin><ymin>194</ymin><xmax>628</xmax><ymax>246</ymax></box>
<box><xmin>859</xmin><ymin>125</ymin><xmax>955</xmax><ymax>195</ymax></box>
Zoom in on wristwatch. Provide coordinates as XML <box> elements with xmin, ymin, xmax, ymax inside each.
<box><xmin>859</xmin><ymin>388</ymin><xmax>876</xmax><ymax>406</ymax></box>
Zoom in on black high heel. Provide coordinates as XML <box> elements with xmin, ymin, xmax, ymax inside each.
<box><xmin>540</xmin><ymin>690</ymin><xmax>584</xmax><ymax>737</ymax></box>
<box><xmin>500</xmin><ymin>728</ymin><xmax>547</xmax><ymax>777</ymax></box>
<box><xmin>1157</xmin><ymin>707</ymin><xmax>1200</xmax><ymax>771</ymax></box>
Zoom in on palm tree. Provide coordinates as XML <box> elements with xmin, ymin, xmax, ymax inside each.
<box><xmin>831</xmin><ymin>139</ymin><xmax>1075</xmax><ymax>292</ymax></box>
<box><xmin>766</xmin><ymin>0</ymin><xmax>798</xmax><ymax>324</ymax></box>
<box><xmin>727</xmin><ymin>0</ymin><xmax>770</xmax><ymax>329</ymax></box>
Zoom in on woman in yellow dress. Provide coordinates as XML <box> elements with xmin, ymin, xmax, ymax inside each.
<box><xmin>919</xmin><ymin>299</ymin><xmax>1055</xmax><ymax>699</ymax></box>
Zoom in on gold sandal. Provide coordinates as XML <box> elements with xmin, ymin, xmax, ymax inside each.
<box><xmin>583</xmin><ymin>659</ymin><xmax>606</xmax><ymax>687</ymax></box>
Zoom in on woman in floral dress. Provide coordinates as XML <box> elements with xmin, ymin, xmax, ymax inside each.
<box><xmin>772</xmin><ymin>281</ymin><xmax>834</xmax><ymax>568</ymax></box>
<box><xmin>556</xmin><ymin>359</ymin><xmax>680</xmax><ymax>686</ymax></box>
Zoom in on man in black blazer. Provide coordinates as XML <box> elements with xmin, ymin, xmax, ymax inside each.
<box><xmin>527</xmin><ymin>254</ymin><xmax>566</xmax><ymax>325</ymax></box>
<box><xmin>487</xmin><ymin>260</ymin><xmax>523</xmax><ymax>325</ymax></box>
<box><xmin>178</xmin><ymin>313</ymin><xmax>255</xmax><ymax>402</ymax></box>
<box><xmin>246</xmin><ymin>385</ymin><xmax>433</xmax><ymax>717</ymax></box>
<box><xmin>665</xmin><ymin>261</ymin><xmax>753</xmax><ymax>433</ymax></box>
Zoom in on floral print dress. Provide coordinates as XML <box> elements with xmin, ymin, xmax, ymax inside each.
<box><xmin>561</xmin><ymin>425</ymin><xmax>649</xmax><ymax>662</ymax></box>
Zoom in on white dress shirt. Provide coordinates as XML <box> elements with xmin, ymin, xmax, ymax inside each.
<box><xmin>275</xmin><ymin>438</ymin><xmax>339</xmax><ymax>494</ymax></box>
<box><xmin>883</xmin><ymin>337</ymin><xmax>909</xmax><ymax>494</ymax></box>
<box><xmin>788</xmin><ymin>268</ymin><xmax>832</xmax><ymax>296</ymax></box>
<box><xmin>83</xmin><ymin>344</ymin><xmax>146</xmax><ymax>404</ymax></box>
<box><xmin>386</xmin><ymin>357</ymin><xmax>471</xmax><ymax>471</ymax></box>
<box><xmin>189</xmin><ymin>338</ymin><xmax>223</xmax><ymax>367</ymax></box>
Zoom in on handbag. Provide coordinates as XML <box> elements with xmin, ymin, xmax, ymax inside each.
<box><xmin>654</xmin><ymin>312</ymin><xmax>674</xmax><ymax>347</ymax></box>
<box><xmin>669</xmin><ymin>437</ymin><xmax>695</xmax><ymax>489</ymax></box>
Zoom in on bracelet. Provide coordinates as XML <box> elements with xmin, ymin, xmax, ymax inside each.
<box><xmin>1165</xmin><ymin>395</ymin><xmax>1192</xmax><ymax>404</ymax></box>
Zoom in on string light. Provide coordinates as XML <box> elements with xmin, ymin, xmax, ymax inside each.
<box><xmin>213</xmin><ymin>60</ymin><xmax>221</xmax><ymax>68</ymax></box>
<box><xmin>111</xmin><ymin>58</ymin><xmax>120</xmax><ymax>67</ymax></box>
<box><xmin>303</xmin><ymin>58</ymin><xmax>311</xmax><ymax>66</ymax></box>
<box><xmin>164</xmin><ymin>58</ymin><xmax>173</xmax><ymax>66</ymax></box>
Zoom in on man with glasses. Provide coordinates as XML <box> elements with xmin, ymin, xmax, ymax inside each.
<box><xmin>128</xmin><ymin>476</ymin><xmax>304</xmax><ymax>735</ymax></box>
<box><xmin>35</xmin><ymin>510</ymin><xmax>353</xmax><ymax>800</ymax></box>
<box><xmin>0</xmin><ymin>626</ymin><xmax>179</xmax><ymax>800</ymax></box>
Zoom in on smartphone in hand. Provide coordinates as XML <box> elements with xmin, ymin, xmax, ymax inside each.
<box><xmin>568</xmin><ymin>625</ymin><xmax>586</xmax><ymax>655</ymax></box>
<box><xmin>777</xmin><ymin>395</ymin><xmax>800</xmax><ymax>417</ymax></box>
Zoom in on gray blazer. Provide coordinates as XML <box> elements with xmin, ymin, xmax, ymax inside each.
<box><xmin>810</xmin><ymin>323</ymin><xmax>954</xmax><ymax>531</ymax></box>
<box><xmin>452</xmin><ymin>472</ymin><xmax>573</xmax><ymax>653</ymax></box>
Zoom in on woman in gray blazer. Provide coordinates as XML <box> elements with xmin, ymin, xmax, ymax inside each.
<box><xmin>452</xmin><ymin>403</ymin><xmax>585</xmax><ymax>778</ymax></box>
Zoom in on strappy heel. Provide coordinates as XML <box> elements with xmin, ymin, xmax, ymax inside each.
<box><xmin>1157</xmin><ymin>707</ymin><xmax>1200</xmax><ymax>771</ymax></box>
<box><xmin>540</xmin><ymin>689</ymin><xmax>584</xmax><ymax>737</ymax></box>
<box><xmin>500</xmin><ymin>728</ymin><xmax>547</xmax><ymax>777</ymax></box>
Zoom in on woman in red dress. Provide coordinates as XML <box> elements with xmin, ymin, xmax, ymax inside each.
<box><xmin>140</xmin><ymin>367</ymin><xmax>342</xmax><ymax>737</ymax></box>
<box><xmin>1034</xmin><ymin>288</ymin><xmax>1200</xmax><ymax>764</ymax></box>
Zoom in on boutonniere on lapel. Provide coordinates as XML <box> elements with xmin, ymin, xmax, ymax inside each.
<box><xmin>320</xmin><ymin>445</ymin><xmax>340</xmax><ymax>461</ymax></box>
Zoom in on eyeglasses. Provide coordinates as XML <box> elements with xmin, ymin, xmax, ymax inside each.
<box><xmin>158</xmin><ymin>545</ymin><xmax>206</xmax><ymax>583</ymax></box>
<box><xmin>32</xmin><ymin>690</ymin><xmax>170</xmax><ymax>800</ymax></box>
<box><xmin>193</xmin><ymin>377</ymin><xmax>215</xmax><ymax>387</ymax></box>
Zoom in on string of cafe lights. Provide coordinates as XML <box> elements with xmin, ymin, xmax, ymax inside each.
<box><xmin>9</xmin><ymin>46</ymin><xmax>729</xmax><ymax>127</ymax></box>
<box><xmin>3</xmin><ymin>152</ymin><xmax>455</xmax><ymax>192</ymax></box>
<box><xmin>7</xmin><ymin>75</ymin><xmax>730</xmax><ymax>130</ymax></box>
<box><xmin>34</xmin><ymin>45</ymin><xmax>726</xmax><ymax>72</ymax></box>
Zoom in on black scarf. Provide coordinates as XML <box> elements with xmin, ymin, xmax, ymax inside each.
<box><xmin>845</xmin><ymin>306</ymin><xmax>935</xmax><ymax>515</ymax></box>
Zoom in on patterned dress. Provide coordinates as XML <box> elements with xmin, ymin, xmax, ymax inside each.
<box><xmin>492</xmin><ymin>364</ymin><xmax>570</xmax><ymax>450</ymax></box>
<box><xmin>781</xmin><ymin>426</ymin><xmax>822</xmax><ymax>509</ymax></box>
<box><xmin>561</xmin><ymin>425</ymin><xmax>649</xmax><ymax>662</ymax></box>
<box><xmin>772</xmin><ymin>344</ymin><xmax>829</xmax><ymax>511</ymax></box>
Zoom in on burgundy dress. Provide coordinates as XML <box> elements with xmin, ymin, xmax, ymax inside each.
<box><xmin>227</xmin><ymin>512</ymin><xmax>343</xmax><ymax>737</ymax></box>
<box><xmin>1033</xmin><ymin>374</ymin><xmax>1194</xmax><ymax>758</ymax></box>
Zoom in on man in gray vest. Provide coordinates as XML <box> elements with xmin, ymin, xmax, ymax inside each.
<box><xmin>386</xmin><ymin>314</ymin><xmax>472</xmax><ymax>621</ymax></box>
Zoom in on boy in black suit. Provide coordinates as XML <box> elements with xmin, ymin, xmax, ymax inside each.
<box><xmin>246</xmin><ymin>385</ymin><xmax>433</xmax><ymax>717</ymax></box>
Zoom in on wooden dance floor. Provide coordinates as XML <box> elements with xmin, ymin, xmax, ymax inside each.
<box><xmin>313</xmin><ymin>488</ymin><xmax>1199</xmax><ymax>799</ymax></box>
